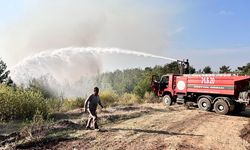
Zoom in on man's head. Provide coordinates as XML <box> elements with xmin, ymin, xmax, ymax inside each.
<box><xmin>94</xmin><ymin>87</ymin><xmax>99</xmax><ymax>96</ymax></box>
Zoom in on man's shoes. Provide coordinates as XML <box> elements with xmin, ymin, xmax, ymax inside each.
<box><xmin>94</xmin><ymin>128</ymin><xmax>100</xmax><ymax>131</ymax></box>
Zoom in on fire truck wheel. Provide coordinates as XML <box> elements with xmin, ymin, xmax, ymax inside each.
<box><xmin>232</xmin><ymin>103</ymin><xmax>246</xmax><ymax>114</ymax></box>
<box><xmin>163</xmin><ymin>95</ymin><xmax>172</xmax><ymax>106</ymax></box>
<box><xmin>214</xmin><ymin>99</ymin><xmax>229</xmax><ymax>115</ymax></box>
<box><xmin>198</xmin><ymin>97</ymin><xmax>212</xmax><ymax>111</ymax></box>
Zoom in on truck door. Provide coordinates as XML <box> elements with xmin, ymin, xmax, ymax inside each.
<box><xmin>151</xmin><ymin>75</ymin><xmax>160</xmax><ymax>94</ymax></box>
<box><xmin>160</xmin><ymin>76</ymin><xmax>170</xmax><ymax>91</ymax></box>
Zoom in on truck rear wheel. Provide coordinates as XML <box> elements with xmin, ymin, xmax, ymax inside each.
<box><xmin>198</xmin><ymin>97</ymin><xmax>212</xmax><ymax>111</ymax></box>
<box><xmin>214</xmin><ymin>99</ymin><xmax>229</xmax><ymax>115</ymax></box>
<box><xmin>232</xmin><ymin>102</ymin><xmax>246</xmax><ymax>114</ymax></box>
<box><xmin>163</xmin><ymin>95</ymin><xmax>172</xmax><ymax>106</ymax></box>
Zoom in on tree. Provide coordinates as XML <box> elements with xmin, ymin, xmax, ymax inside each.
<box><xmin>219</xmin><ymin>65</ymin><xmax>231</xmax><ymax>73</ymax></box>
<box><xmin>0</xmin><ymin>58</ymin><xmax>13</xmax><ymax>85</ymax></box>
<box><xmin>133</xmin><ymin>71</ymin><xmax>152</xmax><ymax>98</ymax></box>
<box><xmin>237</xmin><ymin>62</ymin><xmax>250</xmax><ymax>75</ymax></box>
<box><xmin>203</xmin><ymin>66</ymin><xmax>212</xmax><ymax>74</ymax></box>
<box><xmin>189</xmin><ymin>66</ymin><xmax>196</xmax><ymax>74</ymax></box>
<box><xmin>196</xmin><ymin>69</ymin><xmax>202</xmax><ymax>74</ymax></box>
<box><xmin>28</xmin><ymin>77</ymin><xmax>57</xmax><ymax>99</ymax></box>
<box><xmin>164</xmin><ymin>62</ymin><xmax>180</xmax><ymax>74</ymax></box>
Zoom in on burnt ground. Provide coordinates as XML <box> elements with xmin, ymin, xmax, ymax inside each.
<box><xmin>0</xmin><ymin>104</ymin><xmax>250</xmax><ymax>150</ymax></box>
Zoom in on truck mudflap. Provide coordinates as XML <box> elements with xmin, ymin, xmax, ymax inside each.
<box><xmin>226</xmin><ymin>98</ymin><xmax>235</xmax><ymax>112</ymax></box>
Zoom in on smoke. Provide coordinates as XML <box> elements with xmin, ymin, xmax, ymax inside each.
<box><xmin>0</xmin><ymin>0</ymin><xmax>173</xmax><ymax>67</ymax></box>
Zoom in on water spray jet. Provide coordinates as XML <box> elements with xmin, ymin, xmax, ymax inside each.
<box><xmin>10</xmin><ymin>47</ymin><xmax>180</xmax><ymax>97</ymax></box>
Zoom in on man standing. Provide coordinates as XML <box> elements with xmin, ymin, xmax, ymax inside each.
<box><xmin>84</xmin><ymin>87</ymin><xmax>104</xmax><ymax>130</ymax></box>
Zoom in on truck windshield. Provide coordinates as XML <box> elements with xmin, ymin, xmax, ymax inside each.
<box><xmin>160</xmin><ymin>76</ymin><xmax>169</xmax><ymax>90</ymax></box>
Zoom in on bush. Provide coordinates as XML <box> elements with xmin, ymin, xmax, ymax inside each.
<box><xmin>32</xmin><ymin>109</ymin><xmax>46</xmax><ymax>125</ymax></box>
<box><xmin>144</xmin><ymin>92</ymin><xmax>160</xmax><ymax>103</ymax></box>
<box><xmin>120</xmin><ymin>93</ymin><xmax>142</xmax><ymax>105</ymax></box>
<box><xmin>62</xmin><ymin>97</ymin><xmax>85</xmax><ymax>111</ymax></box>
<box><xmin>99</xmin><ymin>90</ymin><xmax>118</xmax><ymax>106</ymax></box>
<box><xmin>99</xmin><ymin>91</ymin><xmax>143</xmax><ymax>106</ymax></box>
<box><xmin>0</xmin><ymin>85</ymin><xmax>48</xmax><ymax>121</ymax></box>
<box><xmin>46</xmin><ymin>98</ymin><xmax>64</xmax><ymax>113</ymax></box>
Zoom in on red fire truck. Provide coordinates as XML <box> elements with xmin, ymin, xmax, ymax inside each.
<box><xmin>151</xmin><ymin>72</ymin><xmax>250</xmax><ymax>115</ymax></box>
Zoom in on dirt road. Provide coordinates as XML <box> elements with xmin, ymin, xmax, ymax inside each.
<box><xmin>2</xmin><ymin>104</ymin><xmax>250</xmax><ymax>150</ymax></box>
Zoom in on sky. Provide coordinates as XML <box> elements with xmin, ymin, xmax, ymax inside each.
<box><xmin>0</xmin><ymin>0</ymin><xmax>250</xmax><ymax>72</ymax></box>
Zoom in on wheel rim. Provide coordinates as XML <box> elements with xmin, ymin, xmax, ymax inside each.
<box><xmin>202</xmin><ymin>102</ymin><xmax>207</xmax><ymax>108</ymax></box>
<box><xmin>165</xmin><ymin>98</ymin><xmax>170</xmax><ymax>104</ymax></box>
<box><xmin>218</xmin><ymin>105</ymin><xmax>224</xmax><ymax>111</ymax></box>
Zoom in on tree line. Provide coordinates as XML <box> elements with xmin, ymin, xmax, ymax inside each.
<box><xmin>0</xmin><ymin>58</ymin><xmax>250</xmax><ymax>98</ymax></box>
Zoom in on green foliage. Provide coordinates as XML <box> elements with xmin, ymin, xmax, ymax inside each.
<box><xmin>32</xmin><ymin>109</ymin><xmax>46</xmax><ymax>125</ymax></box>
<box><xmin>46</xmin><ymin>97</ymin><xmax>85</xmax><ymax>113</ymax></box>
<box><xmin>0</xmin><ymin>85</ymin><xmax>48</xmax><ymax>121</ymax></box>
<box><xmin>219</xmin><ymin>65</ymin><xmax>231</xmax><ymax>73</ymax></box>
<box><xmin>133</xmin><ymin>75</ymin><xmax>152</xmax><ymax>98</ymax></box>
<box><xmin>144</xmin><ymin>92</ymin><xmax>160</xmax><ymax>103</ymax></box>
<box><xmin>134</xmin><ymin>62</ymin><xmax>180</xmax><ymax>98</ymax></box>
<box><xmin>120</xmin><ymin>93</ymin><xmax>142</xmax><ymax>105</ymax></box>
<box><xmin>189</xmin><ymin>66</ymin><xmax>196</xmax><ymax>74</ymax></box>
<box><xmin>164</xmin><ymin>62</ymin><xmax>180</xmax><ymax>74</ymax></box>
<box><xmin>0</xmin><ymin>58</ymin><xmax>13</xmax><ymax>86</ymax></box>
<box><xmin>28</xmin><ymin>78</ymin><xmax>57</xmax><ymax>99</ymax></box>
<box><xmin>62</xmin><ymin>97</ymin><xmax>85</xmax><ymax>111</ymax></box>
<box><xmin>46</xmin><ymin>98</ymin><xmax>64</xmax><ymax>113</ymax></box>
<box><xmin>99</xmin><ymin>90</ymin><xmax>118</xmax><ymax>106</ymax></box>
<box><xmin>95</xmin><ymin>68</ymin><xmax>143</xmax><ymax>95</ymax></box>
<box><xmin>203</xmin><ymin>66</ymin><xmax>212</xmax><ymax>74</ymax></box>
<box><xmin>238</xmin><ymin>63</ymin><xmax>250</xmax><ymax>75</ymax></box>
<box><xmin>99</xmin><ymin>91</ymin><xmax>142</xmax><ymax>106</ymax></box>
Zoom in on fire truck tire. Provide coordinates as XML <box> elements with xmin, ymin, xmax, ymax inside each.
<box><xmin>214</xmin><ymin>99</ymin><xmax>229</xmax><ymax>115</ymax></box>
<box><xmin>198</xmin><ymin>97</ymin><xmax>212</xmax><ymax>111</ymax></box>
<box><xmin>163</xmin><ymin>95</ymin><xmax>172</xmax><ymax>106</ymax></box>
<box><xmin>232</xmin><ymin>102</ymin><xmax>246</xmax><ymax>114</ymax></box>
